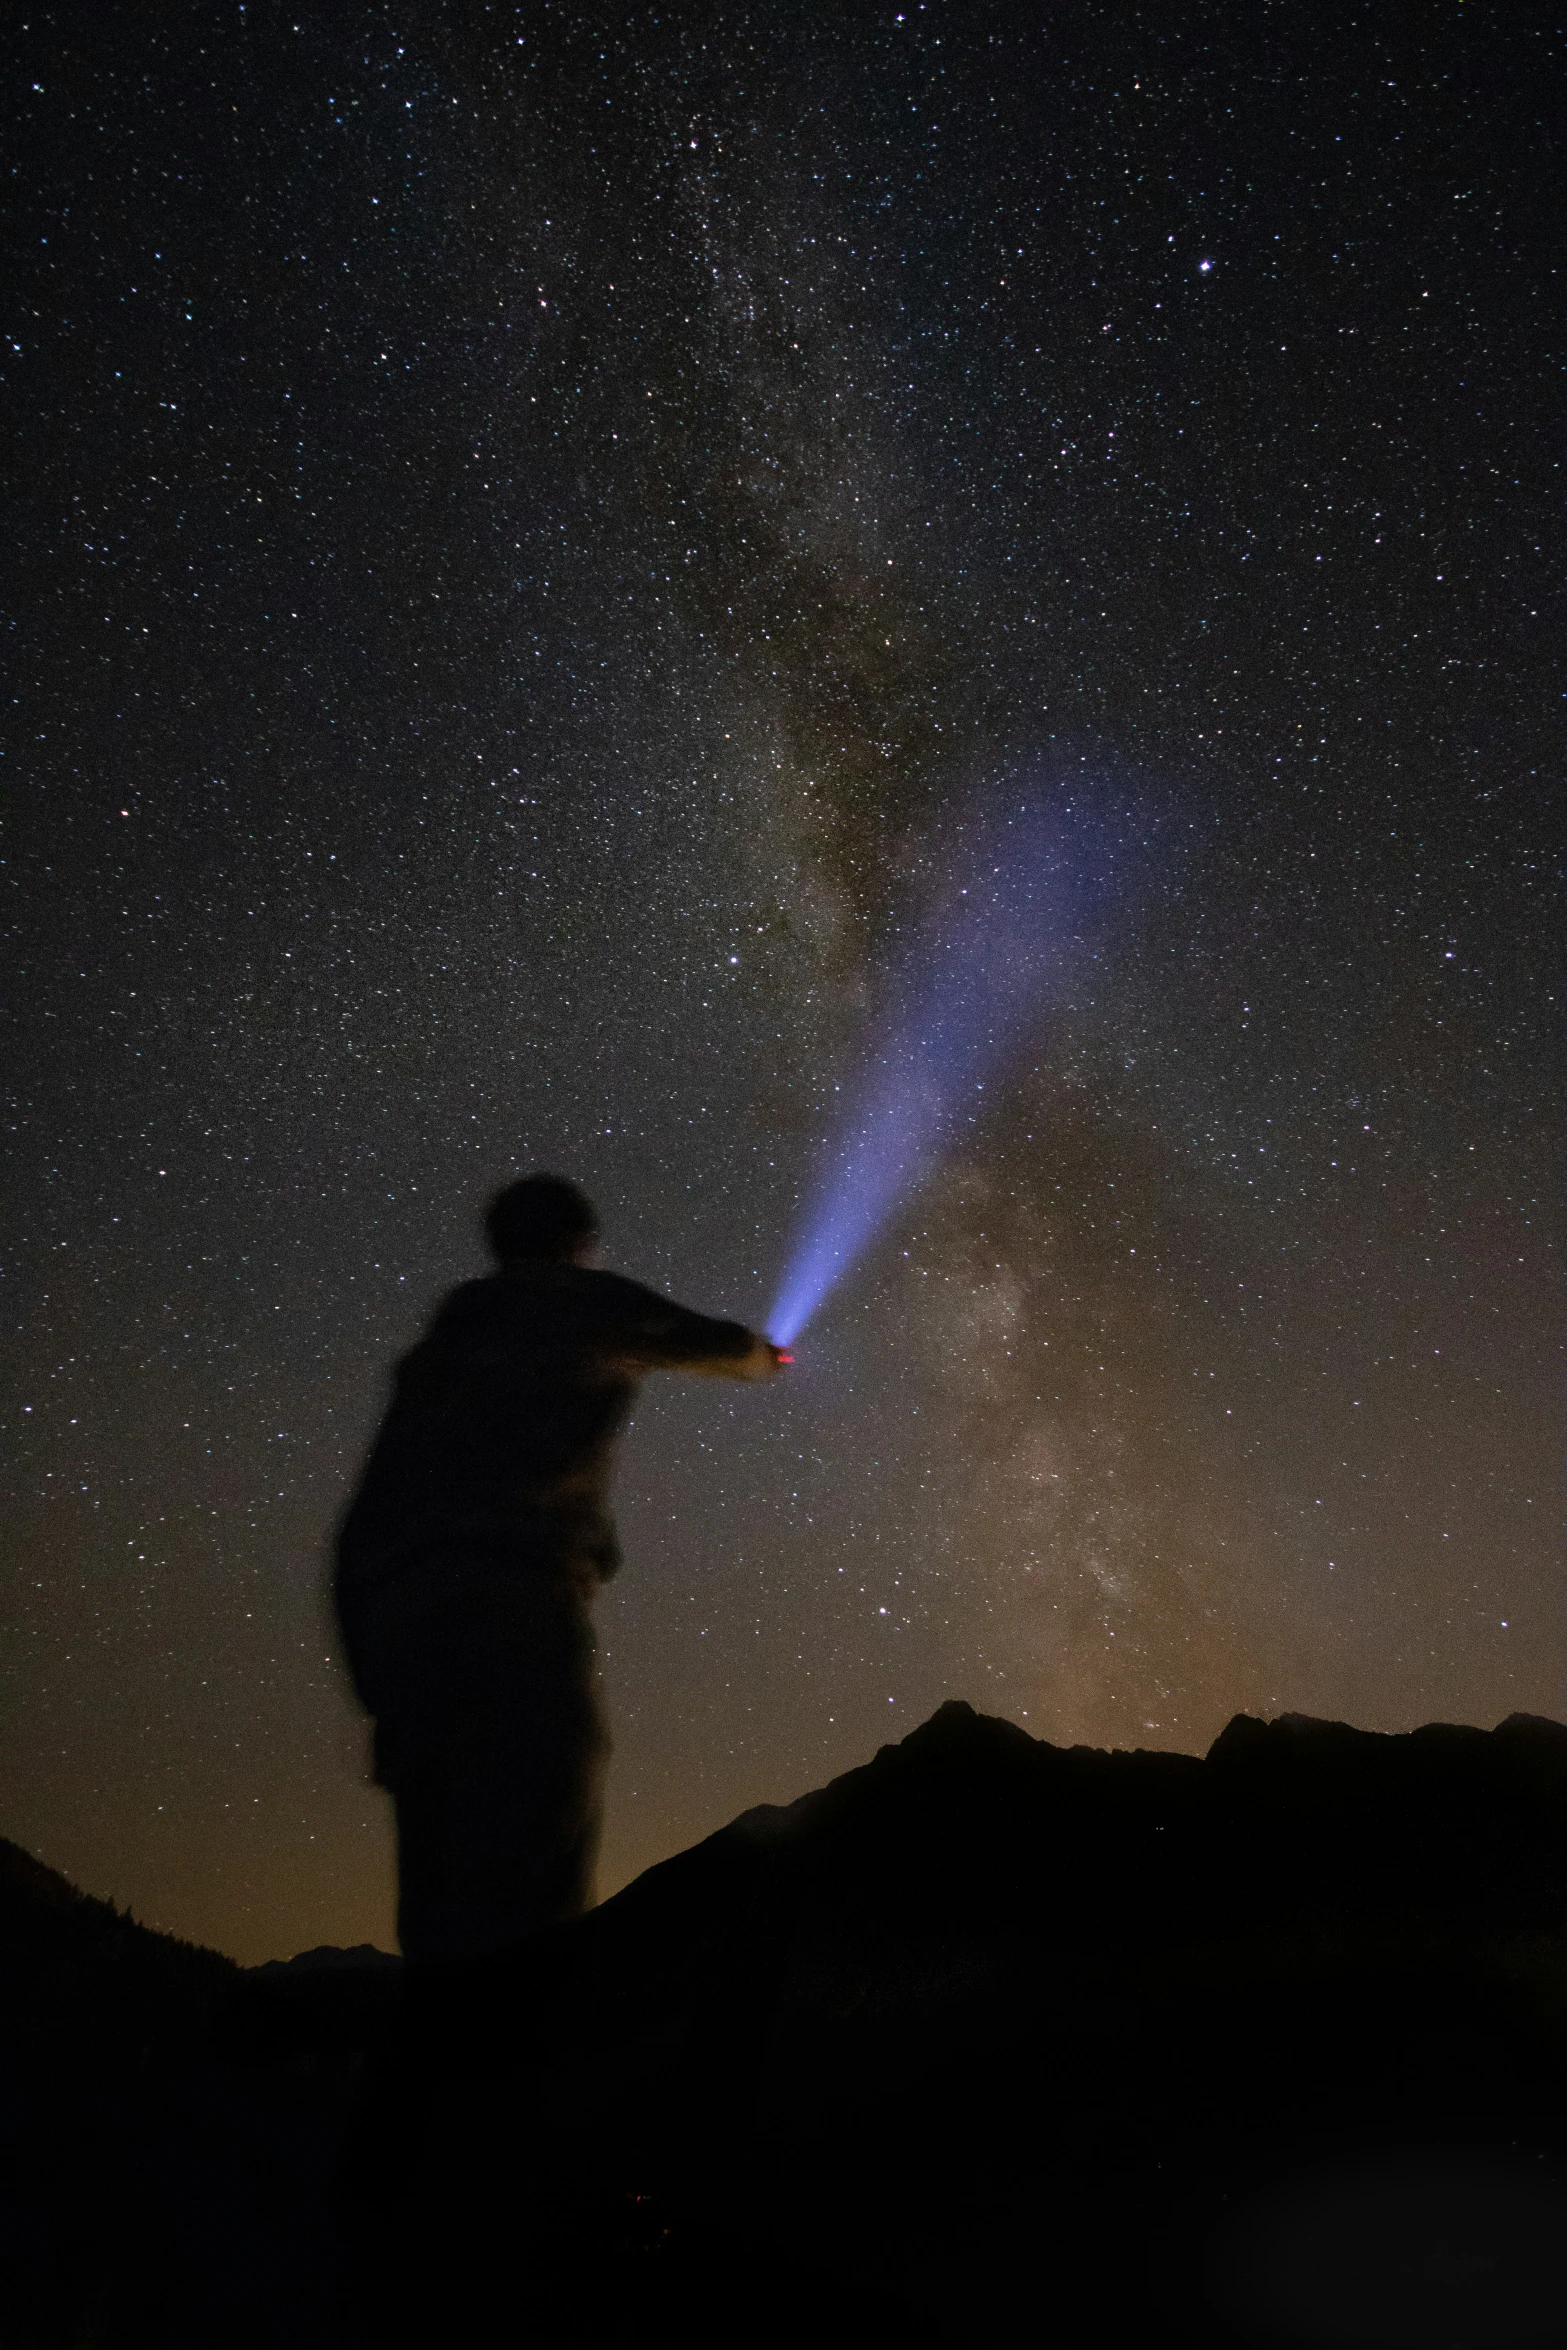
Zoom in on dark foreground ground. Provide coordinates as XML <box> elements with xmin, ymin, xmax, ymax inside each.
<box><xmin>8</xmin><ymin>1702</ymin><xmax>1567</xmax><ymax>2349</ymax></box>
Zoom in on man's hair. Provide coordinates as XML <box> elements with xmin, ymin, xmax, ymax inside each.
<box><xmin>485</xmin><ymin>1174</ymin><xmax>599</xmax><ymax>1264</ymax></box>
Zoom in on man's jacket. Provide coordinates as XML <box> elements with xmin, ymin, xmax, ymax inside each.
<box><xmin>335</xmin><ymin>1263</ymin><xmax>764</xmax><ymax>1703</ymax></box>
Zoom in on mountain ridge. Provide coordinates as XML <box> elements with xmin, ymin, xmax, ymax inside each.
<box><xmin>11</xmin><ymin>1701</ymin><xmax>1567</xmax><ymax>2348</ymax></box>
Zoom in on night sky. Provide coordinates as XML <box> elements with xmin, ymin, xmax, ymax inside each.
<box><xmin>5</xmin><ymin>3</ymin><xmax>1559</xmax><ymax>1965</ymax></box>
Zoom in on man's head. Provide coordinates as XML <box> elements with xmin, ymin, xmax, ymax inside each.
<box><xmin>485</xmin><ymin>1174</ymin><xmax>599</xmax><ymax>1267</ymax></box>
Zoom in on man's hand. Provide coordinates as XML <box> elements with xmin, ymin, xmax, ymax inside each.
<box><xmin>687</xmin><ymin>1331</ymin><xmax>792</xmax><ymax>1380</ymax></box>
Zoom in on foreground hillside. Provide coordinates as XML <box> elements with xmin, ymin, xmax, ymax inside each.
<box><xmin>0</xmin><ymin>1838</ymin><xmax>388</xmax><ymax>2348</ymax></box>
<box><xmin>9</xmin><ymin>1703</ymin><xmax>1567</xmax><ymax>2347</ymax></box>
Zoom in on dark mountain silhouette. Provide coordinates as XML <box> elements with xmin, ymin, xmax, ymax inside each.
<box><xmin>231</xmin><ymin>1942</ymin><xmax>403</xmax><ymax>2063</ymax></box>
<box><xmin>347</xmin><ymin>1702</ymin><xmax>1567</xmax><ymax>2349</ymax></box>
<box><xmin>0</xmin><ymin>1835</ymin><xmax>389</xmax><ymax>2349</ymax></box>
<box><xmin>256</xmin><ymin>1944</ymin><xmax>401</xmax><ymax>1973</ymax></box>
<box><xmin>10</xmin><ymin>1704</ymin><xmax>1567</xmax><ymax>2348</ymax></box>
<box><xmin>1</xmin><ymin>1838</ymin><xmax>240</xmax><ymax>2348</ymax></box>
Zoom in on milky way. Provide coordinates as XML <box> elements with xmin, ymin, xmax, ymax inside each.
<box><xmin>4</xmin><ymin>5</ymin><xmax>1559</xmax><ymax>1960</ymax></box>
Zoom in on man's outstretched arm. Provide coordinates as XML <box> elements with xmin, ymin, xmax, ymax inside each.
<box><xmin>604</xmin><ymin>1275</ymin><xmax>788</xmax><ymax>1380</ymax></box>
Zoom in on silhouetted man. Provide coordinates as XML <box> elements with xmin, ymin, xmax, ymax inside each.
<box><xmin>335</xmin><ymin>1174</ymin><xmax>785</xmax><ymax>1968</ymax></box>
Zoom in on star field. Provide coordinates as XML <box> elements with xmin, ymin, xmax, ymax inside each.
<box><xmin>3</xmin><ymin>2</ymin><xmax>1559</xmax><ymax>1961</ymax></box>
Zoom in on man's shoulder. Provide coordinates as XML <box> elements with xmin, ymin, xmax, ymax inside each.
<box><xmin>419</xmin><ymin>1264</ymin><xmax>680</xmax><ymax>1339</ymax></box>
<box><xmin>552</xmin><ymin>1265</ymin><xmax>686</xmax><ymax>1336</ymax></box>
<box><xmin>425</xmin><ymin>1265</ymin><xmax>655</xmax><ymax>1335</ymax></box>
<box><xmin>422</xmin><ymin>1274</ymin><xmax>520</xmax><ymax>1343</ymax></box>
<box><xmin>575</xmin><ymin>1265</ymin><xmax>663</xmax><ymax>1310</ymax></box>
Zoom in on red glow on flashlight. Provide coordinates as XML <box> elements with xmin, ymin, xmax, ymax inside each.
<box><xmin>777</xmin><ymin>1350</ymin><xmax>794</xmax><ymax>1365</ymax></box>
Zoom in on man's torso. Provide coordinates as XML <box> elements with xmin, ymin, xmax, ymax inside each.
<box><xmin>334</xmin><ymin>1263</ymin><xmax>752</xmax><ymax>1698</ymax></box>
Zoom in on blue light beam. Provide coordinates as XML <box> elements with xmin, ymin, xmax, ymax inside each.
<box><xmin>767</xmin><ymin>792</ymin><xmax>1124</xmax><ymax>1347</ymax></box>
